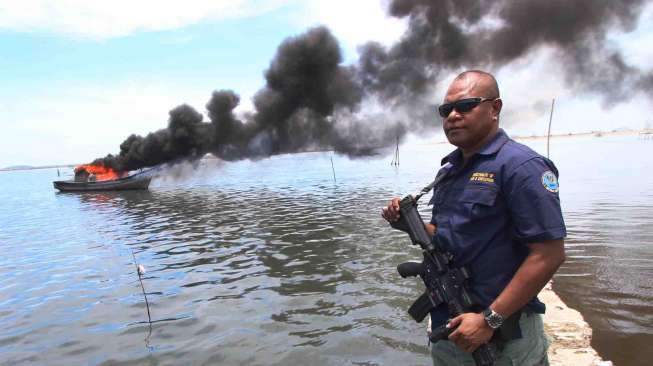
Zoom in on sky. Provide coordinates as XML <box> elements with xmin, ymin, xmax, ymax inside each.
<box><xmin>1</xmin><ymin>0</ymin><xmax>652</xmax><ymax>168</ymax></box>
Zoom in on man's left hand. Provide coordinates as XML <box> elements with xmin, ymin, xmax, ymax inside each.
<box><xmin>447</xmin><ymin>312</ymin><xmax>494</xmax><ymax>353</ymax></box>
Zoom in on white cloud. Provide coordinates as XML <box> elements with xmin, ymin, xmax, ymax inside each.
<box><xmin>495</xmin><ymin>46</ymin><xmax>653</xmax><ymax>137</ymax></box>
<box><xmin>295</xmin><ymin>0</ymin><xmax>406</xmax><ymax>60</ymax></box>
<box><xmin>607</xmin><ymin>2</ymin><xmax>653</xmax><ymax>70</ymax></box>
<box><xmin>0</xmin><ymin>81</ymin><xmax>211</xmax><ymax>167</ymax></box>
<box><xmin>0</xmin><ymin>72</ymin><xmax>270</xmax><ymax>167</ymax></box>
<box><xmin>0</xmin><ymin>0</ymin><xmax>292</xmax><ymax>39</ymax></box>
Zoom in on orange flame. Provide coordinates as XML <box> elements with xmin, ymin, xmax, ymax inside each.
<box><xmin>74</xmin><ymin>164</ymin><xmax>126</xmax><ymax>181</ymax></box>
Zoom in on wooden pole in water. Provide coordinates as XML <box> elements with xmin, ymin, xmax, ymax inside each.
<box><xmin>391</xmin><ymin>134</ymin><xmax>400</xmax><ymax>166</ymax></box>
<box><xmin>330</xmin><ymin>155</ymin><xmax>337</xmax><ymax>183</ymax></box>
<box><xmin>547</xmin><ymin>98</ymin><xmax>556</xmax><ymax>159</ymax></box>
<box><xmin>395</xmin><ymin>135</ymin><xmax>400</xmax><ymax>166</ymax></box>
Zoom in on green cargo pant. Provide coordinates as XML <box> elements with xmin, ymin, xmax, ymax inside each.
<box><xmin>430</xmin><ymin>312</ymin><xmax>550</xmax><ymax>366</ymax></box>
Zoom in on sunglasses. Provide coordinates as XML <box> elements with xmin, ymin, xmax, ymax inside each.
<box><xmin>437</xmin><ymin>97</ymin><xmax>497</xmax><ymax>118</ymax></box>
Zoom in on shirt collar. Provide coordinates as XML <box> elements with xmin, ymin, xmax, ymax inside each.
<box><xmin>478</xmin><ymin>128</ymin><xmax>509</xmax><ymax>156</ymax></box>
<box><xmin>441</xmin><ymin>149</ymin><xmax>462</xmax><ymax>166</ymax></box>
<box><xmin>441</xmin><ymin>128</ymin><xmax>509</xmax><ymax>166</ymax></box>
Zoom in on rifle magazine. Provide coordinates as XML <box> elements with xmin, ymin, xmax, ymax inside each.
<box><xmin>408</xmin><ymin>292</ymin><xmax>436</xmax><ymax>322</ymax></box>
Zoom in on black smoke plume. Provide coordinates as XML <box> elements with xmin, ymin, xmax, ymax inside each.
<box><xmin>359</xmin><ymin>0</ymin><xmax>652</xmax><ymax>103</ymax></box>
<box><xmin>93</xmin><ymin>1</ymin><xmax>652</xmax><ymax>172</ymax></box>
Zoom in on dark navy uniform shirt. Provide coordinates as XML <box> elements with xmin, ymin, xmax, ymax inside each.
<box><xmin>428</xmin><ymin>129</ymin><xmax>566</xmax><ymax>328</ymax></box>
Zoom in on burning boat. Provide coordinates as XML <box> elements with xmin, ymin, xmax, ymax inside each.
<box><xmin>53</xmin><ymin>164</ymin><xmax>151</xmax><ymax>192</ymax></box>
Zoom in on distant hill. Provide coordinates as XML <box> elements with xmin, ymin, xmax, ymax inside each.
<box><xmin>2</xmin><ymin>165</ymin><xmax>34</xmax><ymax>170</ymax></box>
<box><xmin>0</xmin><ymin>164</ymin><xmax>77</xmax><ymax>172</ymax></box>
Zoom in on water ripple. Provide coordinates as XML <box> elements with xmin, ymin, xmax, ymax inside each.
<box><xmin>2</xmin><ymin>141</ymin><xmax>652</xmax><ymax>365</ymax></box>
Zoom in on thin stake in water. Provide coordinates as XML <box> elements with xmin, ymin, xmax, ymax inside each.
<box><xmin>391</xmin><ymin>135</ymin><xmax>400</xmax><ymax>166</ymax></box>
<box><xmin>547</xmin><ymin>98</ymin><xmax>556</xmax><ymax>159</ymax></box>
<box><xmin>131</xmin><ymin>249</ymin><xmax>153</xmax><ymax>349</ymax></box>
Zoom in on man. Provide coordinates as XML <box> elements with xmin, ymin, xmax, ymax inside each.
<box><xmin>382</xmin><ymin>70</ymin><xmax>566</xmax><ymax>365</ymax></box>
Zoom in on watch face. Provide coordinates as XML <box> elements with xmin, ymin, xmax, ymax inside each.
<box><xmin>484</xmin><ymin>309</ymin><xmax>503</xmax><ymax>329</ymax></box>
<box><xmin>488</xmin><ymin>315</ymin><xmax>501</xmax><ymax>328</ymax></box>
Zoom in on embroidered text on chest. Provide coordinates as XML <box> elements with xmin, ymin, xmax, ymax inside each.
<box><xmin>469</xmin><ymin>172</ymin><xmax>495</xmax><ymax>183</ymax></box>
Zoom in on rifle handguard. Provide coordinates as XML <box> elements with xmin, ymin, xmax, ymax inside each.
<box><xmin>398</xmin><ymin>196</ymin><xmax>432</xmax><ymax>248</ymax></box>
<box><xmin>389</xmin><ymin>218</ymin><xmax>410</xmax><ymax>233</ymax></box>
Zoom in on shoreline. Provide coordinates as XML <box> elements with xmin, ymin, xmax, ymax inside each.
<box><xmin>0</xmin><ymin>164</ymin><xmax>76</xmax><ymax>172</ymax></box>
<box><xmin>514</xmin><ymin>128</ymin><xmax>652</xmax><ymax>141</ymax></box>
<box><xmin>541</xmin><ymin>281</ymin><xmax>610</xmax><ymax>366</ymax></box>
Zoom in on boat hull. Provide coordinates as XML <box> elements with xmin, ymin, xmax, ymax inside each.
<box><xmin>53</xmin><ymin>176</ymin><xmax>151</xmax><ymax>192</ymax></box>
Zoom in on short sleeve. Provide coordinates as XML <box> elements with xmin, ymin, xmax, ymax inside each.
<box><xmin>504</xmin><ymin>157</ymin><xmax>567</xmax><ymax>243</ymax></box>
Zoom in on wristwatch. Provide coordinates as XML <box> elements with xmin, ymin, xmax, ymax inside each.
<box><xmin>482</xmin><ymin>308</ymin><xmax>504</xmax><ymax>329</ymax></box>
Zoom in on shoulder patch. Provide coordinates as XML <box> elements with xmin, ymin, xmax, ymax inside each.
<box><xmin>541</xmin><ymin>171</ymin><xmax>559</xmax><ymax>193</ymax></box>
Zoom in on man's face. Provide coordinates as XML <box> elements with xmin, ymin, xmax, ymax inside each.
<box><xmin>441</xmin><ymin>76</ymin><xmax>499</xmax><ymax>150</ymax></box>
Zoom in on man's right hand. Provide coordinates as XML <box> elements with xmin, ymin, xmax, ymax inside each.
<box><xmin>381</xmin><ymin>197</ymin><xmax>402</xmax><ymax>223</ymax></box>
<box><xmin>383</xmin><ymin>197</ymin><xmax>437</xmax><ymax>237</ymax></box>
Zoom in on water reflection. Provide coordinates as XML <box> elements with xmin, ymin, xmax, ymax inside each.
<box><xmin>555</xmin><ymin>199</ymin><xmax>653</xmax><ymax>366</ymax></box>
<box><xmin>15</xmin><ymin>183</ymin><xmax>427</xmax><ymax>365</ymax></box>
<box><xmin>3</xmin><ymin>136</ymin><xmax>652</xmax><ymax>365</ymax></box>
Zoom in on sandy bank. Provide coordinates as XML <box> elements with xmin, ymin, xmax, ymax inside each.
<box><xmin>541</xmin><ymin>281</ymin><xmax>610</xmax><ymax>366</ymax></box>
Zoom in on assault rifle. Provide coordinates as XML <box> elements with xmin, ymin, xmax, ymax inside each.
<box><xmin>390</xmin><ymin>182</ymin><xmax>497</xmax><ymax>366</ymax></box>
